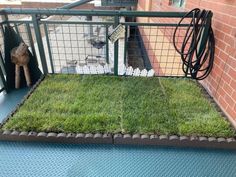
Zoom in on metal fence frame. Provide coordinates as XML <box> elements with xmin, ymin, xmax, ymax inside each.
<box><xmin>0</xmin><ymin>51</ymin><xmax>6</xmax><ymax>93</ymax></box>
<box><xmin>101</xmin><ymin>0</ymin><xmax>138</xmax><ymax>7</ymax></box>
<box><xmin>0</xmin><ymin>8</ymin><xmax>205</xmax><ymax>93</ymax></box>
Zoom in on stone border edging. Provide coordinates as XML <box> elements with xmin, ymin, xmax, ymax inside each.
<box><xmin>113</xmin><ymin>134</ymin><xmax>236</xmax><ymax>149</ymax></box>
<box><xmin>0</xmin><ymin>131</ymin><xmax>236</xmax><ymax>150</ymax></box>
<box><xmin>0</xmin><ymin>131</ymin><xmax>113</xmax><ymax>144</ymax></box>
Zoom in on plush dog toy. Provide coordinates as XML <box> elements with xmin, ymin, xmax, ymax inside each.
<box><xmin>11</xmin><ymin>42</ymin><xmax>31</xmax><ymax>88</ymax></box>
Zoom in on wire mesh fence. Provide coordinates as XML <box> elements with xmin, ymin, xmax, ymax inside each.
<box><xmin>0</xmin><ymin>8</ymin><xmax>198</xmax><ymax>90</ymax></box>
<box><xmin>40</xmin><ymin>15</ymin><xmax>114</xmax><ymax>74</ymax></box>
<box><xmin>43</xmin><ymin>21</ymin><xmax>109</xmax><ymax>73</ymax></box>
<box><xmin>125</xmin><ymin>25</ymin><xmax>191</xmax><ymax>77</ymax></box>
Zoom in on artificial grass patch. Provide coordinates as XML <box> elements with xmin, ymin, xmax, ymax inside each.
<box><xmin>2</xmin><ymin>74</ymin><xmax>235</xmax><ymax>137</ymax></box>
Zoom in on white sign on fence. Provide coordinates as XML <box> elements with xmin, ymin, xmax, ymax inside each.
<box><xmin>108</xmin><ymin>24</ymin><xmax>125</xmax><ymax>43</ymax></box>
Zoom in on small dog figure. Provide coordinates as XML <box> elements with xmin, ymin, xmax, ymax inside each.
<box><xmin>11</xmin><ymin>42</ymin><xmax>31</xmax><ymax>88</ymax></box>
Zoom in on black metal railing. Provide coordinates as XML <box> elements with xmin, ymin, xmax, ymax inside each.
<box><xmin>101</xmin><ymin>0</ymin><xmax>138</xmax><ymax>7</ymax></box>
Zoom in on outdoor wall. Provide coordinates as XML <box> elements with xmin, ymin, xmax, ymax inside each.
<box><xmin>137</xmin><ymin>0</ymin><xmax>236</xmax><ymax>125</ymax></box>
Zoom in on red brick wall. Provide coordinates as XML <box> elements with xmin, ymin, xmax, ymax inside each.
<box><xmin>138</xmin><ymin>0</ymin><xmax>236</xmax><ymax>126</ymax></box>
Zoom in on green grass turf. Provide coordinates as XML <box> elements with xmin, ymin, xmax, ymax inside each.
<box><xmin>2</xmin><ymin>74</ymin><xmax>235</xmax><ymax>137</ymax></box>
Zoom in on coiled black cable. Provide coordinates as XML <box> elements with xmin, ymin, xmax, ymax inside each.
<box><xmin>173</xmin><ymin>8</ymin><xmax>215</xmax><ymax>80</ymax></box>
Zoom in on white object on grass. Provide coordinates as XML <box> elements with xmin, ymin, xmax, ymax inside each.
<box><xmin>147</xmin><ymin>69</ymin><xmax>155</xmax><ymax>77</ymax></box>
<box><xmin>76</xmin><ymin>65</ymin><xmax>83</xmax><ymax>74</ymax></box>
<box><xmin>133</xmin><ymin>68</ymin><xmax>141</xmax><ymax>76</ymax></box>
<box><xmin>126</xmin><ymin>66</ymin><xmax>133</xmax><ymax>76</ymax></box>
<box><xmin>97</xmin><ymin>65</ymin><xmax>105</xmax><ymax>74</ymax></box>
<box><xmin>83</xmin><ymin>65</ymin><xmax>90</xmax><ymax>74</ymax></box>
<box><xmin>89</xmin><ymin>65</ymin><xmax>97</xmax><ymax>74</ymax></box>
<box><xmin>140</xmin><ymin>69</ymin><xmax>148</xmax><ymax>77</ymax></box>
<box><xmin>104</xmin><ymin>64</ymin><xmax>111</xmax><ymax>73</ymax></box>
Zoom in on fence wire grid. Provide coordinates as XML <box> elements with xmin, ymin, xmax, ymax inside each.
<box><xmin>0</xmin><ymin>9</ymin><xmax>198</xmax><ymax>94</ymax></box>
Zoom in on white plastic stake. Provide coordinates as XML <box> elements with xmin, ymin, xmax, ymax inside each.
<box><xmin>83</xmin><ymin>65</ymin><xmax>90</xmax><ymax>74</ymax></box>
<box><xmin>89</xmin><ymin>66</ymin><xmax>97</xmax><ymax>74</ymax></box>
<box><xmin>96</xmin><ymin>65</ymin><xmax>105</xmax><ymax>74</ymax></box>
<box><xmin>104</xmin><ymin>64</ymin><xmax>111</xmax><ymax>73</ymax></box>
<box><xmin>147</xmin><ymin>69</ymin><xmax>155</xmax><ymax>77</ymax></box>
<box><xmin>133</xmin><ymin>68</ymin><xmax>141</xmax><ymax>76</ymax></box>
<box><xmin>125</xmin><ymin>66</ymin><xmax>133</xmax><ymax>76</ymax></box>
<box><xmin>140</xmin><ymin>69</ymin><xmax>148</xmax><ymax>77</ymax></box>
<box><xmin>76</xmin><ymin>65</ymin><xmax>83</xmax><ymax>74</ymax></box>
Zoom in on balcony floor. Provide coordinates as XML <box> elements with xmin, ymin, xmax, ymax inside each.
<box><xmin>0</xmin><ymin>83</ymin><xmax>236</xmax><ymax>177</ymax></box>
<box><xmin>0</xmin><ymin>141</ymin><xmax>236</xmax><ymax>177</ymax></box>
<box><xmin>0</xmin><ymin>88</ymin><xmax>29</xmax><ymax>123</ymax></box>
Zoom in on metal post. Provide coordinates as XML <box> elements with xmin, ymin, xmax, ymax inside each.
<box><xmin>26</xmin><ymin>23</ymin><xmax>38</xmax><ymax>66</ymax></box>
<box><xmin>0</xmin><ymin>14</ymin><xmax>8</xmax><ymax>92</ymax></box>
<box><xmin>0</xmin><ymin>51</ymin><xmax>7</xmax><ymax>92</ymax></box>
<box><xmin>105</xmin><ymin>25</ymin><xmax>109</xmax><ymax>64</ymax></box>
<box><xmin>0</xmin><ymin>46</ymin><xmax>5</xmax><ymax>76</ymax></box>
<box><xmin>32</xmin><ymin>15</ymin><xmax>48</xmax><ymax>74</ymax></box>
<box><xmin>43</xmin><ymin>23</ymin><xmax>54</xmax><ymax>73</ymax></box>
<box><xmin>0</xmin><ymin>67</ymin><xmax>5</xmax><ymax>93</ymax></box>
<box><xmin>114</xmin><ymin>15</ymin><xmax>119</xmax><ymax>76</ymax></box>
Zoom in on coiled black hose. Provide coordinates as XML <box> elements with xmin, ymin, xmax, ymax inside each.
<box><xmin>173</xmin><ymin>8</ymin><xmax>215</xmax><ymax>80</ymax></box>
